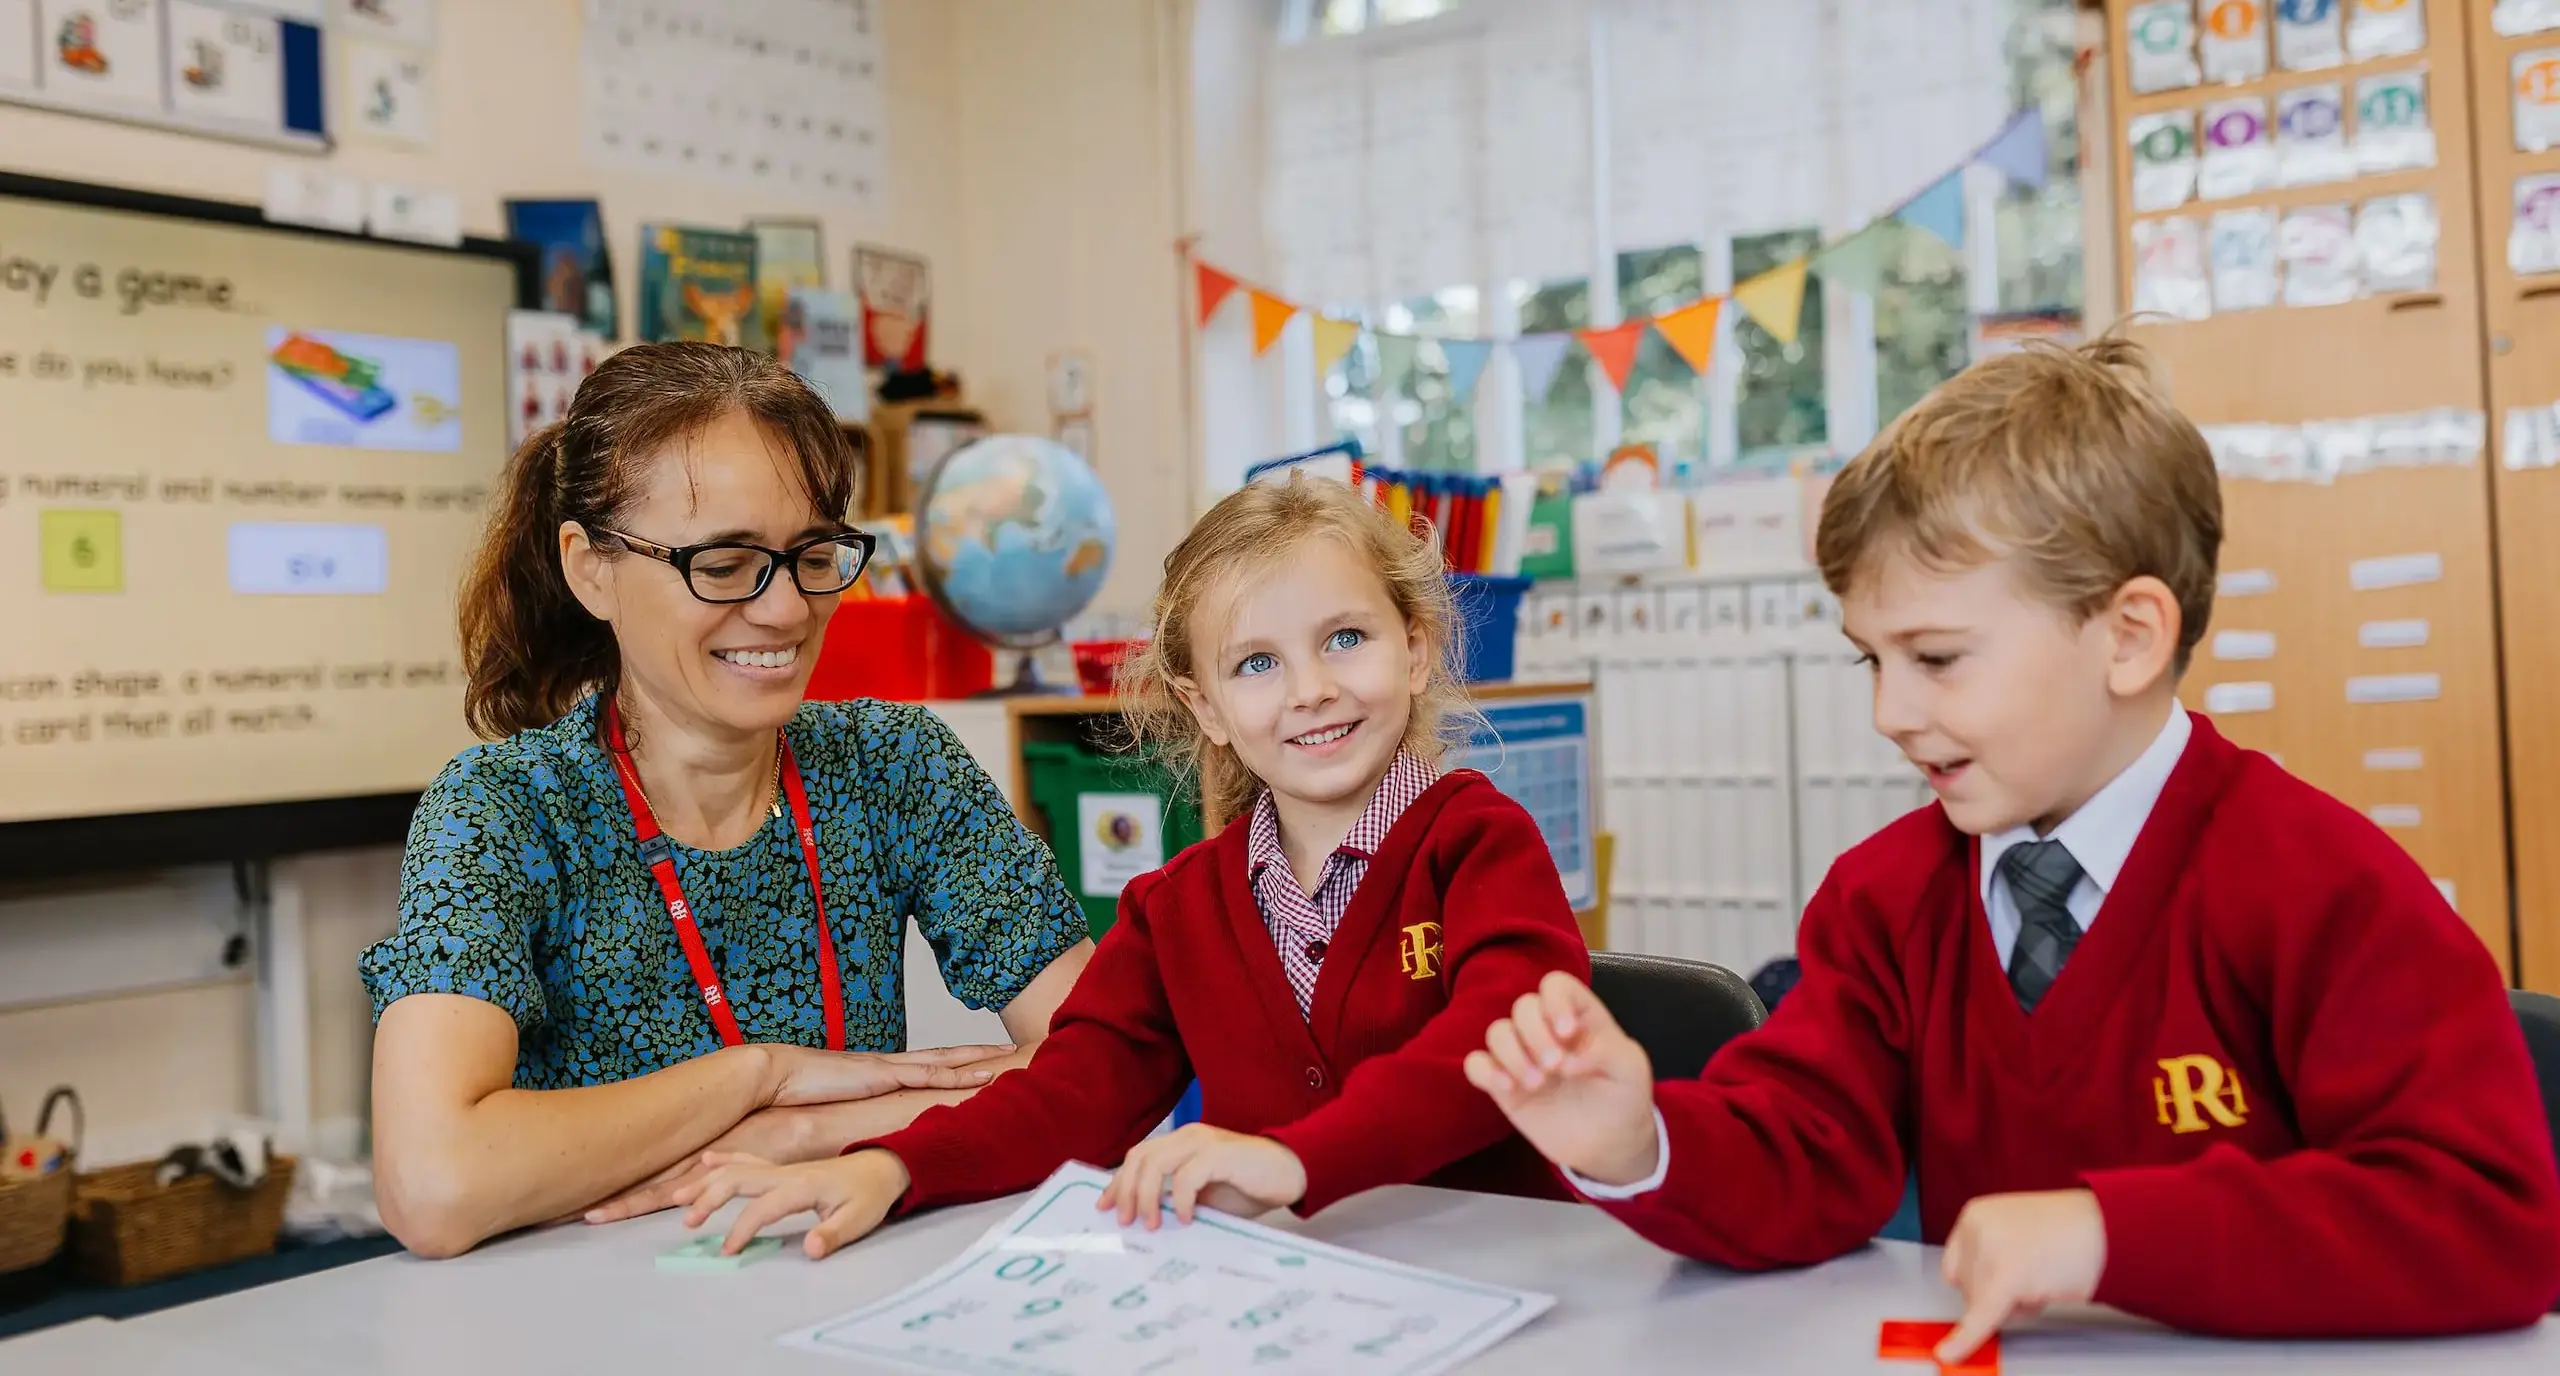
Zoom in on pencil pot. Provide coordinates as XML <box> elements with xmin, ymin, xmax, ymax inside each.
<box><xmin>0</xmin><ymin>1087</ymin><xmax>81</xmax><ymax>1275</ymax></box>
<box><xmin>1447</xmin><ymin>574</ymin><xmax>1531</xmax><ymax>684</ymax></box>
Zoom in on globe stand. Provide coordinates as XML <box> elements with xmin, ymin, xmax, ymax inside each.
<box><xmin>970</xmin><ymin>647</ymin><xmax>1075</xmax><ymax>699</ymax></box>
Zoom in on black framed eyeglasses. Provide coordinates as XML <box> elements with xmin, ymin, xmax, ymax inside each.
<box><xmin>591</xmin><ymin>525</ymin><xmax>876</xmax><ymax>604</ymax></box>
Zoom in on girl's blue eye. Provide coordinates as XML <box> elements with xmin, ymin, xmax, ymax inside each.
<box><xmin>1326</xmin><ymin>627</ymin><xmax>1365</xmax><ymax>652</ymax></box>
<box><xmin>1236</xmin><ymin>652</ymin><xmax>1277</xmax><ymax>677</ymax></box>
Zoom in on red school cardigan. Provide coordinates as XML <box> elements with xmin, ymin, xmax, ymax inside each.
<box><xmin>861</xmin><ymin>770</ymin><xmax>1590</xmax><ymax>1215</ymax></box>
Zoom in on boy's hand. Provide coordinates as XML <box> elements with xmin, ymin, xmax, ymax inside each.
<box><xmin>672</xmin><ymin>1148</ymin><xmax>911</xmax><ymax>1260</ymax></box>
<box><xmin>1098</xmin><ymin>1125</ymin><xmax>1307</xmax><ymax>1230</ymax></box>
<box><xmin>1461</xmin><ymin>971</ymin><xmax>1659</xmax><ymax>1186</ymax></box>
<box><xmin>1936</xmin><ymin>1189</ymin><xmax>2108</xmax><ymax>1365</ymax></box>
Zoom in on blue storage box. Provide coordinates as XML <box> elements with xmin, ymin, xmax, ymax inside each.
<box><xmin>1448</xmin><ymin>574</ymin><xmax>1531</xmax><ymax>684</ymax></box>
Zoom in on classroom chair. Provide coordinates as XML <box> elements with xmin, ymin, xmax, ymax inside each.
<box><xmin>2513</xmin><ymin>991</ymin><xmax>2560</xmax><ymax>1313</ymax></box>
<box><xmin>1586</xmin><ymin>951</ymin><xmax>1766</xmax><ymax>1083</ymax></box>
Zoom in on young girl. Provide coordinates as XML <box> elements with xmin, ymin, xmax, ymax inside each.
<box><xmin>673</xmin><ymin>473</ymin><xmax>1590</xmax><ymax>1259</ymax></box>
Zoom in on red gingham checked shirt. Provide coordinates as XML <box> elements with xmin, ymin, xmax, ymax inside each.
<box><xmin>1246</xmin><ymin>750</ymin><xmax>1442</xmax><ymax>1017</ymax></box>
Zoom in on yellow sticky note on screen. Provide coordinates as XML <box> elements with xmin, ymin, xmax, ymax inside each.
<box><xmin>41</xmin><ymin>509</ymin><xmax>124</xmax><ymax>593</ymax></box>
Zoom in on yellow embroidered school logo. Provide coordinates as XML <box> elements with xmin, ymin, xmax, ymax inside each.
<box><xmin>2152</xmin><ymin>1054</ymin><xmax>2250</xmax><ymax>1134</ymax></box>
<box><xmin>1398</xmin><ymin>922</ymin><xmax>1443</xmax><ymax>980</ymax></box>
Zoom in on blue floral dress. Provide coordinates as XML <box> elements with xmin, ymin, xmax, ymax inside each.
<box><xmin>359</xmin><ymin>694</ymin><xmax>1085</xmax><ymax>1090</ymax></box>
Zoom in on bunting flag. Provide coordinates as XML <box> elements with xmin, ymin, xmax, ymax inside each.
<box><xmin>1376</xmin><ymin>332</ymin><xmax>1421</xmax><ymax>395</ymax></box>
<box><xmin>1897</xmin><ymin>171</ymin><xmax>1966</xmax><ymax>249</ymax></box>
<box><xmin>1650</xmin><ymin>298</ymin><xmax>1722</xmax><ymax>376</ymax></box>
<box><xmin>1975</xmin><ymin>107</ymin><xmax>2048</xmax><ymax>191</ymax></box>
<box><xmin>1812</xmin><ymin>224</ymin><xmax>1896</xmax><ymax>298</ymax></box>
<box><xmin>1577</xmin><ymin>321</ymin><xmax>1647</xmax><ymax>392</ymax></box>
<box><xmin>1732</xmin><ymin>258</ymin><xmax>1810</xmax><ymax>347</ymax></box>
<box><xmin>1186</xmin><ymin>107</ymin><xmax>2041</xmax><ymax>389</ymax></box>
<box><xmin>1511</xmin><ymin>331</ymin><xmax>1574</xmax><ymax>402</ymax></box>
<box><xmin>1442</xmin><ymin>338</ymin><xmax>1495</xmax><ymax>403</ymax></box>
<box><xmin>1311</xmin><ymin>316</ymin><xmax>1363</xmax><ymax>376</ymax></box>
<box><xmin>1195</xmin><ymin>261</ymin><xmax>1240</xmax><ymax>326</ymax></box>
<box><xmin>1248</xmin><ymin>289</ymin><xmax>1298</xmax><ymax>354</ymax></box>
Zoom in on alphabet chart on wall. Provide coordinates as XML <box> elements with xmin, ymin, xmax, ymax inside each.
<box><xmin>780</xmin><ymin>1163</ymin><xmax>1553</xmax><ymax>1375</ymax></box>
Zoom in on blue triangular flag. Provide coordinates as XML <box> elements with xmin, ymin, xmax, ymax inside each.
<box><xmin>1975</xmin><ymin>108</ymin><xmax>2047</xmax><ymax>190</ymax></box>
<box><xmin>1510</xmin><ymin>332</ymin><xmax>1573</xmax><ymax>402</ymax></box>
<box><xmin>1897</xmin><ymin>172</ymin><xmax>1966</xmax><ymax>249</ymax></box>
<box><xmin>1441</xmin><ymin>338</ymin><xmax>1494</xmax><ymax>404</ymax></box>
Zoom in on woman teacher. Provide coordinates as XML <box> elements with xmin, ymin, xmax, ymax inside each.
<box><xmin>360</xmin><ymin>343</ymin><xmax>1092</xmax><ymax>1258</ymax></box>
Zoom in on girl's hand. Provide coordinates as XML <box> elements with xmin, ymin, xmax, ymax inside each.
<box><xmin>585</xmin><ymin>1105</ymin><xmax>824</xmax><ymax>1224</ymax></box>
<box><xmin>760</xmin><ymin>1044</ymin><xmax>1011</xmax><ymax>1108</ymax></box>
<box><xmin>1097</xmin><ymin>1125</ymin><xmax>1308</xmax><ymax>1230</ymax></box>
<box><xmin>1462</xmin><ymin>971</ymin><xmax>1660</xmax><ymax>1187</ymax></box>
<box><xmin>673</xmin><ymin>1148</ymin><xmax>912</xmax><ymax>1259</ymax></box>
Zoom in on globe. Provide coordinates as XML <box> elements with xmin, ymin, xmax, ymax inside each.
<box><xmin>914</xmin><ymin>435</ymin><xmax>1116</xmax><ymax>691</ymax></box>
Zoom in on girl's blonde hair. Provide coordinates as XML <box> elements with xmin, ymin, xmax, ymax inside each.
<box><xmin>1117</xmin><ymin>473</ymin><xmax>1475</xmax><ymax>828</ymax></box>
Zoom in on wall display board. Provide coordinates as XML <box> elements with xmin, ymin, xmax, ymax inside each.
<box><xmin>2104</xmin><ymin>0</ymin><xmax>2522</xmax><ymax>981</ymax></box>
<box><xmin>0</xmin><ymin>0</ymin><xmax>331</xmax><ymax>151</ymax></box>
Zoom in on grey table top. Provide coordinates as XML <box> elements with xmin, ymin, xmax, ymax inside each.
<box><xmin>6</xmin><ymin>1184</ymin><xmax>2555</xmax><ymax>1374</ymax></box>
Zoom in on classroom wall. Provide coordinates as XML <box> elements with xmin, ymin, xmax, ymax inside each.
<box><xmin>0</xmin><ymin>0</ymin><xmax>1194</xmax><ymax>1165</ymax></box>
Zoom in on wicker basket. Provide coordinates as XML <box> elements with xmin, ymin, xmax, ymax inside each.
<box><xmin>0</xmin><ymin>1087</ymin><xmax>81</xmax><ymax>1276</ymax></box>
<box><xmin>70</xmin><ymin>1153</ymin><xmax>296</xmax><ymax>1287</ymax></box>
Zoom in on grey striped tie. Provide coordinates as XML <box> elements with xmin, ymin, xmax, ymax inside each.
<box><xmin>2000</xmin><ymin>839</ymin><xmax>2084</xmax><ymax>1013</ymax></box>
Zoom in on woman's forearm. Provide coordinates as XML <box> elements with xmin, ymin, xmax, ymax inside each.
<box><xmin>377</xmin><ymin>1039</ymin><xmax>774</xmax><ymax>1257</ymax></box>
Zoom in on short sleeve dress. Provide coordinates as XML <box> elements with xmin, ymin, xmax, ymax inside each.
<box><xmin>358</xmin><ymin>694</ymin><xmax>1087</xmax><ymax>1090</ymax></box>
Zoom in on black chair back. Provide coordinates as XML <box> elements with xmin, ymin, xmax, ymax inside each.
<box><xmin>1589</xmin><ymin>951</ymin><xmax>1768</xmax><ymax>1082</ymax></box>
<box><xmin>2513</xmin><ymin>991</ymin><xmax>2560</xmax><ymax>1314</ymax></box>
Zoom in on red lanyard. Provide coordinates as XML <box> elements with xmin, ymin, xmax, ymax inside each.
<box><xmin>601</xmin><ymin>700</ymin><xmax>846</xmax><ymax>1052</ymax></box>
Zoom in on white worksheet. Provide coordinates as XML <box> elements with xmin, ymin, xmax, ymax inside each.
<box><xmin>780</xmin><ymin>1163</ymin><xmax>1555</xmax><ymax>1376</ymax></box>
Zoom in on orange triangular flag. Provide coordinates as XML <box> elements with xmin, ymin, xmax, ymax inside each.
<box><xmin>1195</xmin><ymin>262</ymin><xmax>1240</xmax><ymax>327</ymax></box>
<box><xmin>1651</xmin><ymin>298</ymin><xmax>1722</xmax><ymax>375</ymax></box>
<box><xmin>1249</xmin><ymin>290</ymin><xmax>1299</xmax><ymax>355</ymax></box>
<box><xmin>1311</xmin><ymin>316</ymin><xmax>1362</xmax><ymax>376</ymax></box>
<box><xmin>1576</xmin><ymin>321</ymin><xmax>1647</xmax><ymax>393</ymax></box>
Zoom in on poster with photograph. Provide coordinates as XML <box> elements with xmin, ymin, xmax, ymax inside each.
<box><xmin>748</xmin><ymin>218</ymin><xmax>825</xmax><ymax>356</ymax></box>
<box><xmin>505</xmin><ymin>198</ymin><xmax>618</xmax><ymax>338</ymax></box>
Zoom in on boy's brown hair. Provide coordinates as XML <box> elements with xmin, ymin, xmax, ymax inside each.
<box><xmin>1814</xmin><ymin>335</ymin><xmax>2223</xmax><ymax>671</ymax></box>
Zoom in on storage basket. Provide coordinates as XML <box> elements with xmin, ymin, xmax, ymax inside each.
<box><xmin>70</xmin><ymin>1152</ymin><xmax>296</xmax><ymax>1287</ymax></box>
<box><xmin>0</xmin><ymin>1087</ymin><xmax>81</xmax><ymax>1275</ymax></box>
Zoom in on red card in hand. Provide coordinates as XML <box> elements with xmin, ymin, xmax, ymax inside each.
<box><xmin>1877</xmin><ymin>1321</ymin><xmax>1999</xmax><ymax>1374</ymax></box>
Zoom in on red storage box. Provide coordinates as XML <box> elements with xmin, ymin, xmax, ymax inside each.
<box><xmin>806</xmin><ymin>595</ymin><xmax>995</xmax><ymax>702</ymax></box>
<box><xmin>1070</xmin><ymin>638</ymin><xmax>1146</xmax><ymax>697</ymax></box>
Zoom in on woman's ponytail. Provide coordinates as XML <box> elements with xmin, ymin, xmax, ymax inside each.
<box><xmin>458</xmin><ymin>423</ymin><xmax>618</xmax><ymax>738</ymax></box>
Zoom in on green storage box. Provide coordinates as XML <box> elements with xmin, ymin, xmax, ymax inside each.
<box><xmin>1021</xmin><ymin>739</ymin><xmax>1205</xmax><ymax>939</ymax></box>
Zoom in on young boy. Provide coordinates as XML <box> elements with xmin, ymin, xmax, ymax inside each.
<box><xmin>1465</xmin><ymin>337</ymin><xmax>2560</xmax><ymax>1363</ymax></box>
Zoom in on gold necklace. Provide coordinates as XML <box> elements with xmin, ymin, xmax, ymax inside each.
<box><xmin>768</xmin><ymin>735</ymin><xmax>785</xmax><ymax>819</ymax></box>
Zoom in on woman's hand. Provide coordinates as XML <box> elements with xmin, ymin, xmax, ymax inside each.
<box><xmin>676</xmin><ymin>1148</ymin><xmax>912</xmax><ymax>1260</ymax></box>
<box><xmin>758</xmin><ymin>1043</ymin><xmax>1013</xmax><ymax>1108</ymax></box>
<box><xmin>1097</xmin><ymin>1125</ymin><xmax>1307</xmax><ymax>1230</ymax></box>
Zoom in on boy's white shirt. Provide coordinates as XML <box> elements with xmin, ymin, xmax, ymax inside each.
<box><xmin>1564</xmin><ymin>705</ymin><xmax>2194</xmax><ymax>1203</ymax></box>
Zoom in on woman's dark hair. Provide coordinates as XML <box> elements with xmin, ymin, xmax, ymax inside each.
<box><xmin>458</xmin><ymin>341</ymin><xmax>858</xmax><ymax>739</ymax></box>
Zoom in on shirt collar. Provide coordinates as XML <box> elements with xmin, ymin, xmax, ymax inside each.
<box><xmin>1245</xmin><ymin>750</ymin><xmax>1442</xmax><ymax>878</ymax></box>
<box><xmin>1979</xmin><ymin>705</ymin><xmax>2191</xmax><ymax>901</ymax></box>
